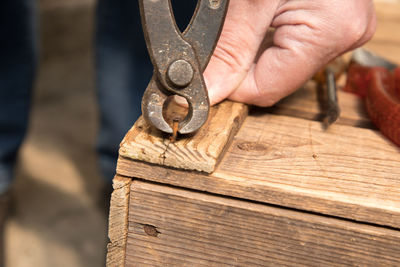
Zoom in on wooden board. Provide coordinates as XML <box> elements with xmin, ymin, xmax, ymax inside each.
<box><xmin>270</xmin><ymin>81</ymin><xmax>373</xmax><ymax>128</ymax></box>
<box><xmin>125</xmin><ymin>180</ymin><xmax>400</xmax><ymax>266</ymax></box>
<box><xmin>106</xmin><ymin>176</ymin><xmax>131</xmax><ymax>267</ymax></box>
<box><xmin>365</xmin><ymin>1</ymin><xmax>400</xmax><ymax>65</ymax></box>
<box><xmin>118</xmin><ymin>113</ymin><xmax>400</xmax><ymax>229</ymax></box>
<box><xmin>119</xmin><ymin>101</ymin><xmax>248</xmax><ymax>173</ymax></box>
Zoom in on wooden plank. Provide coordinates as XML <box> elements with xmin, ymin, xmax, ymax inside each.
<box><xmin>106</xmin><ymin>176</ymin><xmax>131</xmax><ymax>267</ymax></box>
<box><xmin>119</xmin><ymin>101</ymin><xmax>248</xmax><ymax>173</ymax></box>
<box><xmin>270</xmin><ymin>82</ymin><xmax>373</xmax><ymax>128</ymax></box>
<box><xmin>364</xmin><ymin>1</ymin><xmax>400</xmax><ymax>64</ymax></box>
<box><xmin>117</xmin><ymin>114</ymin><xmax>400</xmax><ymax>229</ymax></box>
<box><xmin>126</xmin><ymin>180</ymin><xmax>400</xmax><ymax>266</ymax></box>
<box><xmin>372</xmin><ymin>1</ymin><xmax>400</xmax><ymax>51</ymax></box>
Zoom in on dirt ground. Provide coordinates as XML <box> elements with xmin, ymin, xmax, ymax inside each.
<box><xmin>5</xmin><ymin>1</ymin><xmax>109</xmax><ymax>266</ymax></box>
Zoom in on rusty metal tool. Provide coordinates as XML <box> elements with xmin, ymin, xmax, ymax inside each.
<box><xmin>314</xmin><ymin>58</ymin><xmax>345</xmax><ymax>128</ymax></box>
<box><xmin>140</xmin><ymin>0</ymin><xmax>229</xmax><ymax>134</ymax></box>
<box><xmin>352</xmin><ymin>48</ymin><xmax>397</xmax><ymax>71</ymax></box>
<box><xmin>344</xmin><ymin>48</ymin><xmax>400</xmax><ymax>146</ymax></box>
<box><xmin>323</xmin><ymin>67</ymin><xmax>340</xmax><ymax>127</ymax></box>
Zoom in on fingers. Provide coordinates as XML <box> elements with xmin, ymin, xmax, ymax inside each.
<box><xmin>203</xmin><ymin>0</ymin><xmax>280</xmax><ymax>105</ymax></box>
<box><xmin>227</xmin><ymin>0</ymin><xmax>376</xmax><ymax>106</ymax></box>
<box><xmin>229</xmin><ymin>31</ymin><xmax>321</xmax><ymax>106</ymax></box>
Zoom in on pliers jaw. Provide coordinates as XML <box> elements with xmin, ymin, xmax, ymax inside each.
<box><xmin>141</xmin><ymin>76</ymin><xmax>210</xmax><ymax>134</ymax></box>
<box><xmin>141</xmin><ymin>75</ymin><xmax>210</xmax><ymax>134</ymax></box>
<box><xmin>140</xmin><ymin>0</ymin><xmax>229</xmax><ymax>135</ymax></box>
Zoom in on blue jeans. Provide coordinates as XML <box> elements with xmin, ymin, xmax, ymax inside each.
<box><xmin>0</xmin><ymin>0</ymin><xmax>196</xmax><ymax>193</ymax></box>
<box><xmin>0</xmin><ymin>0</ymin><xmax>37</xmax><ymax>194</ymax></box>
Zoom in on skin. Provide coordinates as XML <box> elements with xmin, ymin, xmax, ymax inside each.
<box><xmin>203</xmin><ymin>0</ymin><xmax>377</xmax><ymax>106</ymax></box>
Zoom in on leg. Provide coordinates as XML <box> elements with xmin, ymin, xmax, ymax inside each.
<box><xmin>95</xmin><ymin>0</ymin><xmax>152</xmax><ymax>181</ymax></box>
<box><xmin>95</xmin><ymin>0</ymin><xmax>197</xmax><ymax>181</ymax></box>
<box><xmin>0</xmin><ymin>0</ymin><xmax>37</xmax><ymax>194</ymax></box>
<box><xmin>0</xmin><ymin>0</ymin><xmax>37</xmax><ymax>264</ymax></box>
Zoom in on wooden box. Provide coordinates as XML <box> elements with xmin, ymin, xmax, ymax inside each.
<box><xmin>106</xmin><ymin>3</ymin><xmax>400</xmax><ymax>266</ymax></box>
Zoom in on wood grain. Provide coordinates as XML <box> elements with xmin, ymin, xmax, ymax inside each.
<box><xmin>118</xmin><ymin>114</ymin><xmax>400</xmax><ymax>229</ymax></box>
<box><xmin>119</xmin><ymin>101</ymin><xmax>248</xmax><ymax>173</ymax></box>
<box><xmin>125</xmin><ymin>180</ymin><xmax>400</xmax><ymax>266</ymax></box>
<box><xmin>106</xmin><ymin>176</ymin><xmax>131</xmax><ymax>267</ymax></box>
<box><xmin>366</xmin><ymin>1</ymin><xmax>400</xmax><ymax>65</ymax></box>
<box><xmin>270</xmin><ymin>81</ymin><xmax>373</xmax><ymax>128</ymax></box>
<box><xmin>109</xmin><ymin>2</ymin><xmax>400</xmax><ymax>265</ymax></box>
<box><xmin>365</xmin><ymin>2</ymin><xmax>400</xmax><ymax>65</ymax></box>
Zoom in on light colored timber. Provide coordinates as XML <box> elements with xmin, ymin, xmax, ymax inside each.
<box><xmin>110</xmin><ymin>2</ymin><xmax>400</xmax><ymax>265</ymax></box>
<box><xmin>367</xmin><ymin>1</ymin><xmax>400</xmax><ymax>65</ymax></box>
<box><xmin>106</xmin><ymin>176</ymin><xmax>131</xmax><ymax>267</ymax></box>
<box><xmin>119</xmin><ymin>100</ymin><xmax>248</xmax><ymax>173</ymax></box>
<box><xmin>118</xmin><ymin>113</ymin><xmax>400</xmax><ymax>229</ymax></box>
<box><xmin>365</xmin><ymin>1</ymin><xmax>400</xmax><ymax>64</ymax></box>
<box><xmin>271</xmin><ymin>81</ymin><xmax>373</xmax><ymax>128</ymax></box>
<box><xmin>125</xmin><ymin>180</ymin><xmax>400</xmax><ymax>266</ymax></box>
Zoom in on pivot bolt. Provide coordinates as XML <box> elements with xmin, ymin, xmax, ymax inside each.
<box><xmin>167</xmin><ymin>60</ymin><xmax>194</xmax><ymax>88</ymax></box>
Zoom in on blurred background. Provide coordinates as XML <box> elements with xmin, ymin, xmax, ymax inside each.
<box><xmin>2</xmin><ymin>0</ymin><xmax>399</xmax><ymax>266</ymax></box>
<box><xmin>5</xmin><ymin>0</ymin><xmax>107</xmax><ymax>266</ymax></box>
<box><xmin>1</xmin><ymin>0</ymin><xmax>196</xmax><ymax>265</ymax></box>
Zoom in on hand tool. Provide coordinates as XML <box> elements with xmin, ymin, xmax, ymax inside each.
<box><xmin>139</xmin><ymin>0</ymin><xmax>229</xmax><ymax>134</ymax></box>
<box><xmin>352</xmin><ymin>48</ymin><xmax>397</xmax><ymax>71</ymax></box>
<box><xmin>344</xmin><ymin>48</ymin><xmax>400</xmax><ymax>146</ymax></box>
<box><xmin>323</xmin><ymin>67</ymin><xmax>340</xmax><ymax>127</ymax></box>
<box><xmin>313</xmin><ymin>58</ymin><xmax>346</xmax><ymax>128</ymax></box>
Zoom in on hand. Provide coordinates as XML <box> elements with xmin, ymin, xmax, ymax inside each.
<box><xmin>204</xmin><ymin>0</ymin><xmax>376</xmax><ymax>106</ymax></box>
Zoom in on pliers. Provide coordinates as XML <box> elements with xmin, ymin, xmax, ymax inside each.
<box><xmin>139</xmin><ymin>0</ymin><xmax>229</xmax><ymax>134</ymax></box>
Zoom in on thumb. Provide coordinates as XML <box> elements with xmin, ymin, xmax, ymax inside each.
<box><xmin>203</xmin><ymin>0</ymin><xmax>280</xmax><ymax>106</ymax></box>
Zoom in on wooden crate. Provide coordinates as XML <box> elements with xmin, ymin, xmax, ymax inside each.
<box><xmin>107</xmin><ymin>2</ymin><xmax>400</xmax><ymax>266</ymax></box>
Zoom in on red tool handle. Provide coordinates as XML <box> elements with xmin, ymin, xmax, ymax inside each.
<box><xmin>344</xmin><ymin>64</ymin><xmax>400</xmax><ymax>146</ymax></box>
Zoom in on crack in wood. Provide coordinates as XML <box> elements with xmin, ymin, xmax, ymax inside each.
<box><xmin>160</xmin><ymin>138</ymin><xmax>172</xmax><ymax>165</ymax></box>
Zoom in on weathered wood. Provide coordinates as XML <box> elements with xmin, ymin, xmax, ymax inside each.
<box><xmin>109</xmin><ymin>2</ymin><xmax>400</xmax><ymax>265</ymax></box>
<box><xmin>106</xmin><ymin>176</ymin><xmax>131</xmax><ymax>267</ymax></box>
<box><xmin>119</xmin><ymin>101</ymin><xmax>248</xmax><ymax>173</ymax></box>
<box><xmin>118</xmin><ymin>113</ymin><xmax>400</xmax><ymax>229</ymax></box>
<box><xmin>126</xmin><ymin>180</ymin><xmax>400</xmax><ymax>266</ymax></box>
<box><xmin>365</xmin><ymin>1</ymin><xmax>400</xmax><ymax>65</ymax></box>
<box><xmin>270</xmin><ymin>81</ymin><xmax>373</xmax><ymax>128</ymax></box>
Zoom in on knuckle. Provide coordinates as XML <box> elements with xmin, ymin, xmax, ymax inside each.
<box><xmin>251</xmin><ymin>94</ymin><xmax>280</xmax><ymax>107</ymax></box>
<box><xmin>364</xmin><ymin>13</ymin><xmax>377</xmax><ymax>41</ymax></box>
<box><xmin>213</xmin><ymin>44</ymin><xmax>243</xmax><ymax>71</ymax></box>
<box><xmin>345</xmin><ymin>20</ymin><xmax>367</xmax><ymax>43</ymax></box>
<box><xmin>250</xmin><ymin>86</ymin><xmax>282</xmax><ymax>107</ymax></box>
<box><xmin>212</xmin><ymin>32</ymin><xmax>251</xmax><ymax>72</ymax></box>
<box><xmin>339</xmin><ymin>11</ymin><xmax>375</xmax><ymax>48</ymax></box>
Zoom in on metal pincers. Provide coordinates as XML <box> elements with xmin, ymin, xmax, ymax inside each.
<box><xmin>140</xmin><ymin>0</ymin><xmax>229</xmax><ymax>134</ymax></box>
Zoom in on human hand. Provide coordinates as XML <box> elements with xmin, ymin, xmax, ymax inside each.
<box><xmin>204</xmin><ymin>0</ymin><xmax>376</xmax><ymax>106</ymax></box>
